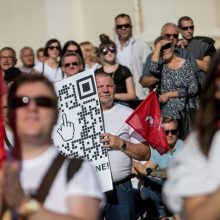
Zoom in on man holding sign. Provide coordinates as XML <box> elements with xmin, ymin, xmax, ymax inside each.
<box><xmin>95</xmin><ymin>72</ymin><xmax>150</xmax><ymax>220</ymax></box>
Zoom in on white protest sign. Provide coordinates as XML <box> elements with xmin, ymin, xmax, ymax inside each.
<box><xmin>53</xmin><ymin>70</ymin><xmax>112</xmax><ymax>192</ymax></box>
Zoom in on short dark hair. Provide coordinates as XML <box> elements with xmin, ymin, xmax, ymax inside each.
<box><xmin>20</xmin><ymin>46</ymin><xmax>34</xmax><ymax>56</ymax></box>
<box><xmin>61</xmin><ymin>51</ymin><xmax>83</xmax><ymax>66</ymax></box>
<box><xmin>44</xmin><ymin>39</ymin><xmax>61</xmax><ymax>57</ymax></box>
<box><xmin>178</xmin><ymin>16</ymin><xmax>193</xmax><ymax>28</ymax></box>
<box><xmin>0</xmin><ymin>47</ymin><xmax>16</xmax><ymax>57</ymax></box>
<box><xmin>114</xmin><ymin>13</ymin><xmax>131</xmax><ymax>23</ymax></box>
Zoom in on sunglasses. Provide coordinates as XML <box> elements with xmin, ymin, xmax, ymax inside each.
<box><xmin>161</xmin><ymin>43</ymin><xmax>172</xmax><ymax>51</ymax></box>
<box><xmin>116</xmin><ymin>23</ymin><xmax>131</xmax><ymax>29</ymax></box>
<box><xmin>63</xmin><ymin>62</ymin><xmax>79</xmax><ymax>68</ymax></box>
<box><xmin>102</xmin><ymin>47</ymin><xmax>116</xmax><ymax>55</ymax></box>
<box><xmin>165</xmin><ymin>33</ymin><xmax>178</xmax><ymax>39</ymax></box>
<box><xmin>10</xmin><ymin>96</ymin><xmax>56</xmax><ymax>109</ymax></box>
<box><xmin>181</xmin><ymin>25</ymin><xmax>194</xmax><ymax>31</ymax></box>
<box><xmin>165</xmin><ymin>129</ymin><xmax>178</xmax><ymax>136</ymax></box>
<box><xmin>48</xmin><ymin>46</ymin><xmax>60</xmax><ymax>50</ymax></box>
<box><xmin>67</xmin><ymin>49</ymin><xmax>80</xmax><ymax>54</ymax></box>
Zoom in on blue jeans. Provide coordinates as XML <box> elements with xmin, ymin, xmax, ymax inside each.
<box><xmin>102</xmin><ymin>180</ymin><xmax>135</xmax><ymax>220</ymax></box>
<box><xmin>140</xmin><ymin>177</ymin><xmax>168</xmax><ymax>218</ymax></box>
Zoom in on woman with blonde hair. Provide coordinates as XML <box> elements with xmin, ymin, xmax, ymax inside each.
<box><xmin>80</xmin><ymin>41</ymin><xmax>101</xmax><ymax>71</ymax></box>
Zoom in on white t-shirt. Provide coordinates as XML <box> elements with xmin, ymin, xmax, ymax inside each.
<box><xmin>163</xmin><ymin>130</ymin><xmax>220</xmax><ymax>216</ymax></box>
<box><xmin>102</xmin><ymin>103</ymin><xmax>144</xmax><ymax>182</ymax></box>
<box><xmin>34</xmin><ymin>62</ymin><xmax>63</xmax><ymax>83</ymax></box>
<box><xmin>21</xmin><ymin>147</ymin><xmax>103</xmax><ymax>214</ymax></box>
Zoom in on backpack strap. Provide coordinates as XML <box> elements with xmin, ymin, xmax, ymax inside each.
<box><xmin>32</xmin><ymin>154</ymin><xmax>66</xmax><ymax>203</ymax></box>
<box><xmin>67</xmin><ymin>158</ymin><xmax>83</xmax><ymax>182</ymax></box>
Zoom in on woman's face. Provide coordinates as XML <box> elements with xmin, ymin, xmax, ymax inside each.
<box><xmin>102</xmin><ymin>46</ymin><xmax>116</xmax><ymax>63</ymax></box>
<box><xmin>161</xmin><ymin>42</ymin><xmax>174</xmax><ymax>61</ymax></box>
<box><xmin>47</xmin><ymin>42</ymin><xmax>60</xmax><ymax>59</ymax></box>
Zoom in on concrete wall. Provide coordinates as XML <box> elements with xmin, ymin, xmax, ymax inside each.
<box><xmin>0</xmin><ymin>0</ymin><xmax>219</xmax><ymax>64</ymax></box>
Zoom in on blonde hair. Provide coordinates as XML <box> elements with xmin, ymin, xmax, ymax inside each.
<box><xmin>80</xmin><ymin>41</ymin><xmax>98</xmax><ymax>63</ymax></box>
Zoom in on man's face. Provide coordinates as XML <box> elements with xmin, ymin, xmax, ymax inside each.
<box><xmin>62</xmin><ymin>55</ymin><xmax>83</xmax><ymax>77</ymax></box>
<box><xmin>0</xmin><ymin>49</ymin><xmax>17</xmax><ymax>72</ymax></box>
<box><xmin>162</xmin><ymin>25</ymin><xmax>179</xmax><ymax>46</ymax></box>
<box><xmin>13</xmin><ymin>82</ymin><xmax>57</xmax><ymax>143</ymax></box>
<box><xmin>179</xmin><ymin>19</ymin><xmax>194</xmax><ymax>41</ymax></box>
<box><xmin>115</xmin><ymin>16</ymin><xmax>132</xmax><ymax>41</ymax></box>
<box><xmin>96</xmin><ymin>75</ymin><xmax>115</xmax><ymax>110</ymax></box>
<box><xmin>20</xmin><ymin>48</ymin><xmax>34</xmax><ymax>68</ymax></box>
<box><xmin>164</xmin><ymin>122</ymin><xmax>179</xmax><ymax>148</ymax></box>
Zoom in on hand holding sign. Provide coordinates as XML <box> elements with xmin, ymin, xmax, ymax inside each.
<box><xmin>57</xmin><ymin>113</ymin><xmax>74</xmax><ymax>141</ymax></box>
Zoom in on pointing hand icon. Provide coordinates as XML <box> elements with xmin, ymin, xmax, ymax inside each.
<box><xmin>57</xmin><ymin>113</ymin><xmax>74</xmax><ymax>141</ymax></box>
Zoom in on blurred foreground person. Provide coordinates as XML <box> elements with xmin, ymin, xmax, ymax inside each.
<box><xmin>163</xmin><ymin>50</ymin><xmax>220</xmax><ymax>220</ymax></box>
<box><xmin>1</xmin><ymin>74</ymin><xmax>102</xmax><ymax>220</ymax></box>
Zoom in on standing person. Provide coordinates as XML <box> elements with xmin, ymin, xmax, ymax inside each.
<box><xmin>80</xmin><ymin>41</ymin><xmax>101</xmax><ymax>72</ymax></box>
<box><xmin>140</xmin><ymin>23</ymin><xmax>200</xmax><ymax>91</ymax></box>
<box><xmin>96</xmin><ymin>34</ymin><xmax>136</xmax><ymax>105</ymax></box>
<box><xmin>178</xmin><ymin>16</ymin><xmax>216</xmax><ymax>87</ymax></box>
<box><xmin>61</xmin><ymin>40</ymin><xmax>85</xmax><ymax>70</ymax></box>
<box><xmin>34</xmin><ymin>39</ymin><xmax>63</xmax><ymax>83</ymax></box>
<box><xmin>95</xmin><ymin>72</ymin><xmax>151</xmax><ymax>220</ymax></box>
<box><xmin>163</xmin><ymin>50</ymin><xmax>220</xmax><ymax>220</ymax></box>
<box><xmin>19</xmin><ymin>46</ymin><xmax>35</xmax><ymax>74</ymax></box>
<box><xmin>114</xmin><ymin>13</ymin><xmax>151</xmax><ymax>100</ymax></box>
<box><xmin>1</xmin><ymin>74</ymin><xmax>102</xmax><ymax>220</ymax></box>
<box><xmin>148</xmin><ymin>35</ymin><xmax>199</xmax><ymax>138</ymax></box>
<box><xmin>132</xmin><ymin>118</ymin><xmax>183</xmax><ymax>220</ymax></box>
<box><xmin>36</xmin><ymin>47</ymin><xmax>46</xmax><ymax>63</ymax></box>
<box><xmin>0</xmin><ymin>47</ymin><xmax>17</xmax><ymax>77</ymax></box>
<box><xmin>61</xmin><ymin>52</ymin><xmax>83</xmax><ymax>77</ymax></box>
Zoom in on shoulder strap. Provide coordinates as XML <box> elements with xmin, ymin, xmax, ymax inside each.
<box><xmin>67</xmin><ymin>158</ymin><xmax>83</xmax><ymax>182</ymax></box>
<box><xmin>32</xmin><ymin>154</ymin><xmax>66</xmax><ymax>203</ymax></box>
<box><xmin>42</xmin><ymin>62</ymin><xmax>45</xmax><ymax>75</ymax></box>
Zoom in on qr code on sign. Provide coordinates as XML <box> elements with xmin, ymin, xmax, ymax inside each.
<box><xmin>53</xmin><ymin>71</ymin><xmax>107</xmax><ymax>162</ymax></box>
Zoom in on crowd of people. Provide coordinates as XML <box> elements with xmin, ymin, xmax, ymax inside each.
<box><xmin>0</xmin><ymin>12</ymin><xmax>219</xmax><ymax>220</ymax></box>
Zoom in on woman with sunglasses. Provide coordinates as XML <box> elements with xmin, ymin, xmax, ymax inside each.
<box><xmin>149</xmin><ymin>35</ymin><xmax>199</xmax><ymax>139</ymax></box>
<box><xmin>163</xmin><ymin>50</ymin><xmax>220</xmax><ymax>220</ymax></box>
<box><xmin>61</xmin><ymin>40</ymin><xmax>85</xmax><ymax>70</ymax></box>
<box><xmin>34</xmin><ymin>39</ymin><xmax>63</xmax><ymax>83</ymax></box>
<box><xmin>96</xmin><ymin>34</ymin><xmax>136</xmax><ymax>105</ymax></box>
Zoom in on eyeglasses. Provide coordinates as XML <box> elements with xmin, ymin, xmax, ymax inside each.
<box><xmin>116</xmin><ymin>23</ymin><xmax>131</xmax><ymax>29</ymax></box>
<box><xmin>0</xmin><ymin>56</ymin><xmax>15</xmax><ymax>60</ymax></box>
<box><xmin>161</xmin><ymin>43</ymin><xmax>172</xmax><ymax>51</ymax></box>
<box><xmin>165</xmin><ymin>34</ymin><xmax>178</xmax><ymax>39</ymax></box>
<box><xmin>165</xmin><ymin>129</ymin><xmax>178</xmax><ymax>136</ymax></box>
<box><xmin>63</xmin><ymin>62</ymin><xmax>79</xmax><ymax>68</ymax></box>
<box><xmin>48</xmin><ymin>46</ymin><xmax>60</xmax><ymax>50</ymax></box>
<box><xmin>181</xmin><ymin>25</ymin><xmax>194</xmax><ymax>31</ymax></box>
<box><xmin>67</xmin><ymin>49</ymin><xmax>80</xmax><ymax>54</ymax></box>
<box><xmin>102</xmin><ymin>47</ymin><xmax>116</xmax><ymax>55</ymax></box>
<box><xmin>10</xmin><ymin>96</ymin><xmax>56</xmax><ymax>109</ymax></box>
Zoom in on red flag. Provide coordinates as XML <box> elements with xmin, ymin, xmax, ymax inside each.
<box><xmin>125</xmin><ymin>91</ymin><xmax>169</xmax><ymax>155</ymax></box>
<box><xmin>0</xmin><ymin>71</ymin><xmax>6</xmax><ymax>167</ymax></box>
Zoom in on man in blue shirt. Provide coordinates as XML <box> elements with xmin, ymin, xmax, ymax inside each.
<box><xmin>132</xmin><ymin>117</ymin><xmax>183</xmax><ymax>220</ymax></box>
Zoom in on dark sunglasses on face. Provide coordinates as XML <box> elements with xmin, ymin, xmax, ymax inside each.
<box><xmin>161</xmin><ymin>43</ymin><xmax>172</xmax><ymax>51</ymax></box>
<box><xmin>181</xmin><ymin>25</ymin><xmax>194</xmax><ymax>31</ymax></box>
<box><xmin>165</xmin><ymin>129</ymin><xmax>178</xmax><ymax>136</ymax></box>
<box><xmin>102</xmin><ymin>47</ymin><xmax>116</xmax><ymax>55</ymax></box>
<box><xmin>48</xmin><ymin>46</ymin><xmax>60</xmax><ymax>50</ymax></box>
<box><xmin>67</xmin><ymin>49</ymin><xmax>80</xmax><ymax>54</ymax></box>
<box><xmin>116</xmin><ymin>23</ymin><xmax>131</xmax><ymax>29</ymax></box>
<box><xmin>63</xmin><ymin>62</ymin><xmax>79</xmax><ymax>68</ymax></box>
<box><xmin>10</xmin><ymin>96</ymin><xmax>56</xmax><ymax>109</ymax></box>
<box><xmin>165</xmin><ymin>33</ymin><xmax>179</xmax><ymax>39</ymax></box>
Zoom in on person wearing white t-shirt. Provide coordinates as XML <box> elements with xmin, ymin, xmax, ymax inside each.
<box><xmin>34</xmin><ymin>39</ymin><xmax>63</xmax><ymax>83</ymax></box>
<box><xmin>1</xmin><ymin>74</ymin><xmax>102</xmax><ymax>220</ymax></box>
<box><xmin>95</xmin><ymin>72</ymin><xmax>150</xmax><ymax>220</ymax></box>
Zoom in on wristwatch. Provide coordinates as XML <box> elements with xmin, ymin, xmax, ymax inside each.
<box><xmin>19</xmin><ymin>198</ymin><xmax>41</xmax><ymax>217</ymax></box>
<box><xmin>119</xmin><ymin>140</ymin><xmax>127</xmax><ymax>152</ymax></box>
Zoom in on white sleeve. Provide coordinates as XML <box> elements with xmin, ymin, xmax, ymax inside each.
<box><xmin>33</xmin><ymin>62</ymin><xmax>43</xmax><ymax>73</ymax></box>
<box><xmin>66</xmin><ymin>160</ymin><xmax>103</xmax><ymax>200</ymax></box>
<box><xmin>163</xmin><ymin>131</ymin><xmax>220</xmax><ymax>215</ymax></box>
